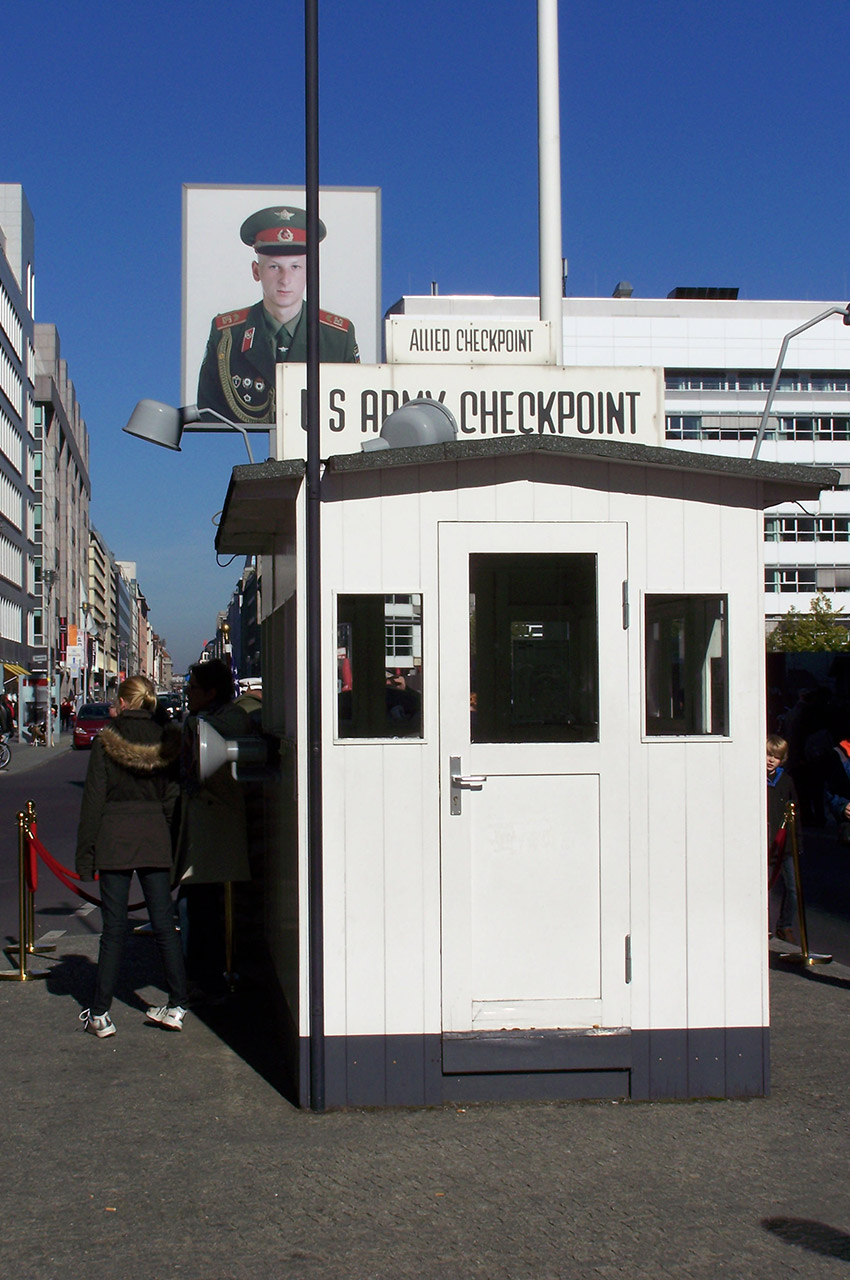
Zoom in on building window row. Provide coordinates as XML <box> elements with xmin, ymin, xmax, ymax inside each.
<box><xmin>0</xmin><ymin>403</ymin><xmax>23</xmax><ymax>473</ymax></box>
<box><xmin>0</xmin><ymin>531</ymin><xmax>22</xmax><ymax>588</ymax></box>
<box><xmin>0</xmin><ymin>343</ymin><xmax>22</xmax><ymax>416</ymax></box>
<box><xmin>0</xmin><ymin>281</ymin><xmax>23</xmax><ymax>360</ymax></box>
<box><xmin>765</xmin><ymin>515</ymin><xmax>850</xmax><ymax>542</ymax></box>
<box><xmin>0</xmin><ymin>597</ymin><xmax>22</xmax><ymax>644</ymax></box>
<box><xmin>666</xmin><ymin>370</ymin><xmax>850</xmax><ymax>394</ymax></box>
<box><xmin>666</xmin><ymin>414</ymin><xmax>850</xmax><ymax>442</ymax></box>
<box><xmin>765</xmin><ymin>566</ymin><xmax>850</xmax><ymax>593</ymax></box>
<box><xmin>0</xmin><ymin>471</ymin><xmax>21</xmax><ymax>529</ymax></box>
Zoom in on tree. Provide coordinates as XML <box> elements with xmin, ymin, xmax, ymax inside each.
<box><xmin>766</xmin><ymin>591</ymin><xmax>850</xmax><ymax>652</ymax></box>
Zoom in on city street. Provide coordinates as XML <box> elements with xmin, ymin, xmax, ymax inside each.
<box><xmin>0</xmin><ymin>749</ymin><xmax>849</xmax><ymax>1277</ymax></box>
<box><xmin>0</xmin><ymin>739</ymin><xmax>105</xmax><ymax>947</ymax></box>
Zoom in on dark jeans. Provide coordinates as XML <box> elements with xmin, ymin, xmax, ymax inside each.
<box><xmin>177</xmin><ymin>883</ymin><xmax>227</xmax><ymax>995</ymax></box>
<box><xmin>777</xmin><ymin>854</ymin><xmax>799</xmax><ymax>932</ymax></box>
<box><xmin>93</xmin><ymin>868</ymin><xmax>187</xmax><ymax>1016</ymax></box>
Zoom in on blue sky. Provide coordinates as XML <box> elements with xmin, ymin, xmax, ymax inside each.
<box><xmin>2</xmin><ymin>0</ymin><xmax>849</xmax><ymax>669</ymax></box>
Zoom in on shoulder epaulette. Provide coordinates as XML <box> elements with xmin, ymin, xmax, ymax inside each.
<box><xmin>215</xmin><ymin>308</ymin><xmax>251</xmax><ymax>331</ymax></box>
<box><xmin>319</xmin><ymin>309</ymin><xmax>351</xmax><ymax>332</ymax></box>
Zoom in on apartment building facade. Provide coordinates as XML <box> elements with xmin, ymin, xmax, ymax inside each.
<box><xmin>0</xmin><ymin>185</ymin><xmax>37</xmax><ymax>705</ymax></box>
<box><xmin>34</xmin><ymin>322</ymin><xmax>92</xmax><ymax>705</ymax></box>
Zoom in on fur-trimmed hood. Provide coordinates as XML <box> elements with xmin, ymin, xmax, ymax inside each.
<box><xmin>98</xmin><ymin>724</ymin><xmax>180</xmax><ymax>774</ymax></box>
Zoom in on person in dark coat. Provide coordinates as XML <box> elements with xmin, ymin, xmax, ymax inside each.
<box><xmin>75</xmin><ymin>675</ymin><xmax>187</xmax><ymax>1037</ymax></box>
<box><xmin>767</xmin><ymin>734</ymin><xmax>801</xmax><ymax>944</ymax></box>
<box><xmin>174</xmin><ymin>659</ymin><xmax>251</xmax><ymax>1001</ymax></box>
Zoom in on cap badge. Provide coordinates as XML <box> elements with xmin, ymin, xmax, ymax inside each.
<box><xmin>277</xmin><ymin>228</ymin><xmax>294</xmax><ymax>244</ymax></box>
<box><xmin>275</xmin><ymin>208</ymin><xmax>295</xmax><ymax>222</ymax></box>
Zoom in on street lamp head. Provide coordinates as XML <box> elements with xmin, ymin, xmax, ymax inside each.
<box><xmin>124</xmin><ymin>400</ymin><xmax>255</xmax><ymax>463</ymax></box>
<box><xmin>124</xmin><ymin>400</ymin><xmax>184</xmax><ymax>451</ymax></box>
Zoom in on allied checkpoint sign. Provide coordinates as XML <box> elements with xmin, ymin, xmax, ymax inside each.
<box><xmin>275</xmin><ymin>364</ymin><xmax>665</xmax><ymax>460</ymax></box>
<box><xmin>385</xmin><ymin>315</ymin><xmax>558</xmax><ymax>364</ymax></box>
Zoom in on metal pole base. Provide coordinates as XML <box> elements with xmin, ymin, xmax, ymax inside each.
<box><xmin>1</xmin><ymin>946</ymin><xmax>50</xmax><ymax>979</ymax></box>
<box><xmin>778</xmin><ymin>950</ymin><xmax>833</xmax><ymax>966</ymax></box>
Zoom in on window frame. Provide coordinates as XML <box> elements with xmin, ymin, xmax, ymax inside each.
<box><xmin>642</xmin><ymin>592</ymin><xmax>730</xmax><ymax>740</ymax></box>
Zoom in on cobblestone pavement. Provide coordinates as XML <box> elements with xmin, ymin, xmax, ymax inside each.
<box><xmin>1</xmin><ymin>931</ymin><xmax>849</xmax><ymax>1278</ymax></box>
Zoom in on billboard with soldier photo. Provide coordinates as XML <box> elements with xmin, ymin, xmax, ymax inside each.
<box><xmin>182</xmin><ymin>184</ymin><xmax>381</xmax><ymax>424</ymax></box>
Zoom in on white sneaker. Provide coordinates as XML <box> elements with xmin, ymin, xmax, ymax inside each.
<box><xmin>80</xmin><ymin>1008</ymin><xmax>116</xmax><ymax>1038</ymax></box>
<box><xmin>145</xmin><ymin>1004</ymin><xmax>187</xmax><ymax>1031</ymax></box>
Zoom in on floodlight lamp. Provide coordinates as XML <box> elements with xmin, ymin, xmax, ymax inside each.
<box><xmin>123</xmin><ymin>399</ymin><xmax>185</xmax><ymax>451</ymax></box>
<box><xmin>197</xmin><ymin>718</ymin><xmax>273</xmax><ymax>782</ymax></box>
<box><xmin>123</xmin><ymin>401</ymin><xmax>255</xmax><ymax>462</ymax></box>
<box><xmin>361</xmin><ymin>398</ymin><xmax>459</xmax><ymax>452</ymax></box>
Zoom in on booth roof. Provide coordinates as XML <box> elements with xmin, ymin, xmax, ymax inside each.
<box><xmin>215</xmin><ymin>435</ymin><xmax>841</xmax><ymax>555</ymax></box>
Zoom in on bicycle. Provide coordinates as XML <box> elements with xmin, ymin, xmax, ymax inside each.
<box><xmin>0</xmin><ymin>734</ymin><xmax>11</xmax><ymax>770</ymax></box>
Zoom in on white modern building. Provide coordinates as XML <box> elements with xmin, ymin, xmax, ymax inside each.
<box><xmin>389</xmin><ymin>290</ymin><xmax>850</xmax><ymax>629</ymax></box>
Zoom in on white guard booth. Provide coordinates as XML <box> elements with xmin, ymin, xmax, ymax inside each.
<box><xmin>216</xmin><ymin>361</ymin><xmax>835</xmax><ymax>1108</ymax></box>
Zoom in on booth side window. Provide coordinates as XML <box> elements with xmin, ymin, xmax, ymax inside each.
<box><xmin>644</xmin><ymin>594</ymin><xmax>728</xmax><ymax>736</ymax></box>
<box><xmin>337</xmin><ymin>594</ymin><xmax>423</xmax><ymax>739</ymax></box>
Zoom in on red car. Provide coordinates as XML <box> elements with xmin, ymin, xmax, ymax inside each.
<box><xmin>73</xmin><ymin>703</ymin><xmax>112</xmax><ymax>749</ymax></box>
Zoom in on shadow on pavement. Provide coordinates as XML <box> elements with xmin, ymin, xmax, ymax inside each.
<box><xmin>763</xmin><ymin>1216</ymin><xmax>850</xmax><ymax>1261</ymax></box>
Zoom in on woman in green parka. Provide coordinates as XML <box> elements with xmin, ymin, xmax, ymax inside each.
<box><xmin>76</xmin><ymin>675</ymin><xmax>187</xmax><ymax>1037</ymax></box>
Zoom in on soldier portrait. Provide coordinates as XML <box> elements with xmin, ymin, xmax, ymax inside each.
<box><xmin>196</xmin><ymin>204</ymin><xmax>361</xmax><ymax>427</ymax></box>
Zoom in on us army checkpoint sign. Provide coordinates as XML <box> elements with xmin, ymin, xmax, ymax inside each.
<box><xmin>276</xmin><ymin>364</ymin><xmax>665</xmax><ymax>460</ymax></box>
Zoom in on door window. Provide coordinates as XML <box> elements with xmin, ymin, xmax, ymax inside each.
<box><xmin>469</xmin><ymin>553</ymin><xmax>599</xmax><ymax>743</ymax></box>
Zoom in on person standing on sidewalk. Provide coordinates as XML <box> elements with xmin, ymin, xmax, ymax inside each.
<box><xmin>75</xmin><ymin>675</ymin><xmax>187</xmax><ymax>1037</ymax></box>
<box><xmin>767</xmin><ymin>734</ymin><xmax>801</xmax><ymax>945</ymax></box>
<box><xmin>174</xmin><ymin>659</ymin><xmax>251</xmax><ymax>1002</ymax></box>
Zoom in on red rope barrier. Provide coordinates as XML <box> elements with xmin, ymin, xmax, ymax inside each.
<box><xmin>27</xmin><ymin>832</ymin><xmax>146</xmax><ymax>912</ymax></box>
<box><xmin>26</xmin><ymin>831</ymin><xmax>37</xmax><ymax>894</ymax></box>
<box><xmin>767</xmin><ymin>824</ymin><xmax>787</xmax><ymax>891</ymax></box>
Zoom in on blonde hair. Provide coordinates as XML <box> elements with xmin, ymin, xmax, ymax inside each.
<box><xmin>767</xmin><ymin>735</ymin><xmax>788</xmax><ymax>761</ymax></box>
<box><xmin>117</xmin><ymin>675</ymin><xmax>157</xmax><ymax>712</ymax></box>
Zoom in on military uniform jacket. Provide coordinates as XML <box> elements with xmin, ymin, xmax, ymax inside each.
<box><xmin>197</xmin><ymin>299</ymin><xmax>359</xmax><ymax>425</ymax></box>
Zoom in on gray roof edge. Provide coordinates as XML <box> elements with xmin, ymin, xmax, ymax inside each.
<box><xmin>321</xmin><ymin>435</ymin><xmax>839</xmax><ymax>489</ymax></box>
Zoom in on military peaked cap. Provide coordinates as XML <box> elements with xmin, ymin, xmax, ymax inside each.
<box><xmin>240</xmin><ymin>205</ymin><xmax>327</xmax><ymax>255</ymax></box>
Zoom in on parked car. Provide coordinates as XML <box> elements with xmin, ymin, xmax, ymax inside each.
<box><xmin>73</xmin><ymin>702</ymin><xmax>112</xmax><ymax>749</ymax></box>
<box><xmin>156</xmin><ymin>692</ymin><xmax>183</xmax><ymax>723</ymax></box>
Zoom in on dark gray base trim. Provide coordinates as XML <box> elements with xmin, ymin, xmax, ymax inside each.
<box><xmin>443</xmin><ymin>1028</ymin><xmax>631</xmax><ymax>1074</ymax></box>
<box><xmin>629</xmin><ymin>1026</ymin><xmax>770</xmax><ymax>1100</ymax></box>
<box><xmin>294</xmin><ymin>1026</ymin><xmax>769</xmax><ymax>1108</ymax></box>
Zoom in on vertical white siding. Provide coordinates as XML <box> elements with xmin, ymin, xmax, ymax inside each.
<box><xmin>298</xmin><ymin>457</ymin><xmax>771</xmax><ymax>1042</ymax></box>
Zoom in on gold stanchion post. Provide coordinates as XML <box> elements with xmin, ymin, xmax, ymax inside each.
<box><xmin>778</xmin><ymin>800</ymin><xmax>832</xmax><ymax>967</ymax></box>
<box><xmin>23</xmin><ymin>802</ymin><xmax>55</xmax><ymax>959</ymax></box>
<box><xmin>1</xmin><ymin>811</ymin><xmax>47</xmax><ymax>980</ymax></box>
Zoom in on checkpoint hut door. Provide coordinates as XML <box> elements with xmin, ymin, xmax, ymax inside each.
<box><xmin>438</xmin><ymin>522</ymin><xmax>631</xmax><ymax>1040</ymax></box>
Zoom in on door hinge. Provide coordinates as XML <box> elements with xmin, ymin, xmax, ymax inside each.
<box><xmin>622</xmin><ymin>580</ymin><xmax>630</xmax><ymax>630</ymax></box>
<box><xmin>625</xmin><ymin>934</ymin><xmax>632</xmax><ymax>984</ymax></box>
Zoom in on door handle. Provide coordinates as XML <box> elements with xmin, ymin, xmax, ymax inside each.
<box><xmin>449</xmin><ymin>756</ymin><xmax>487</xmax><ymax>815</ymax></box>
